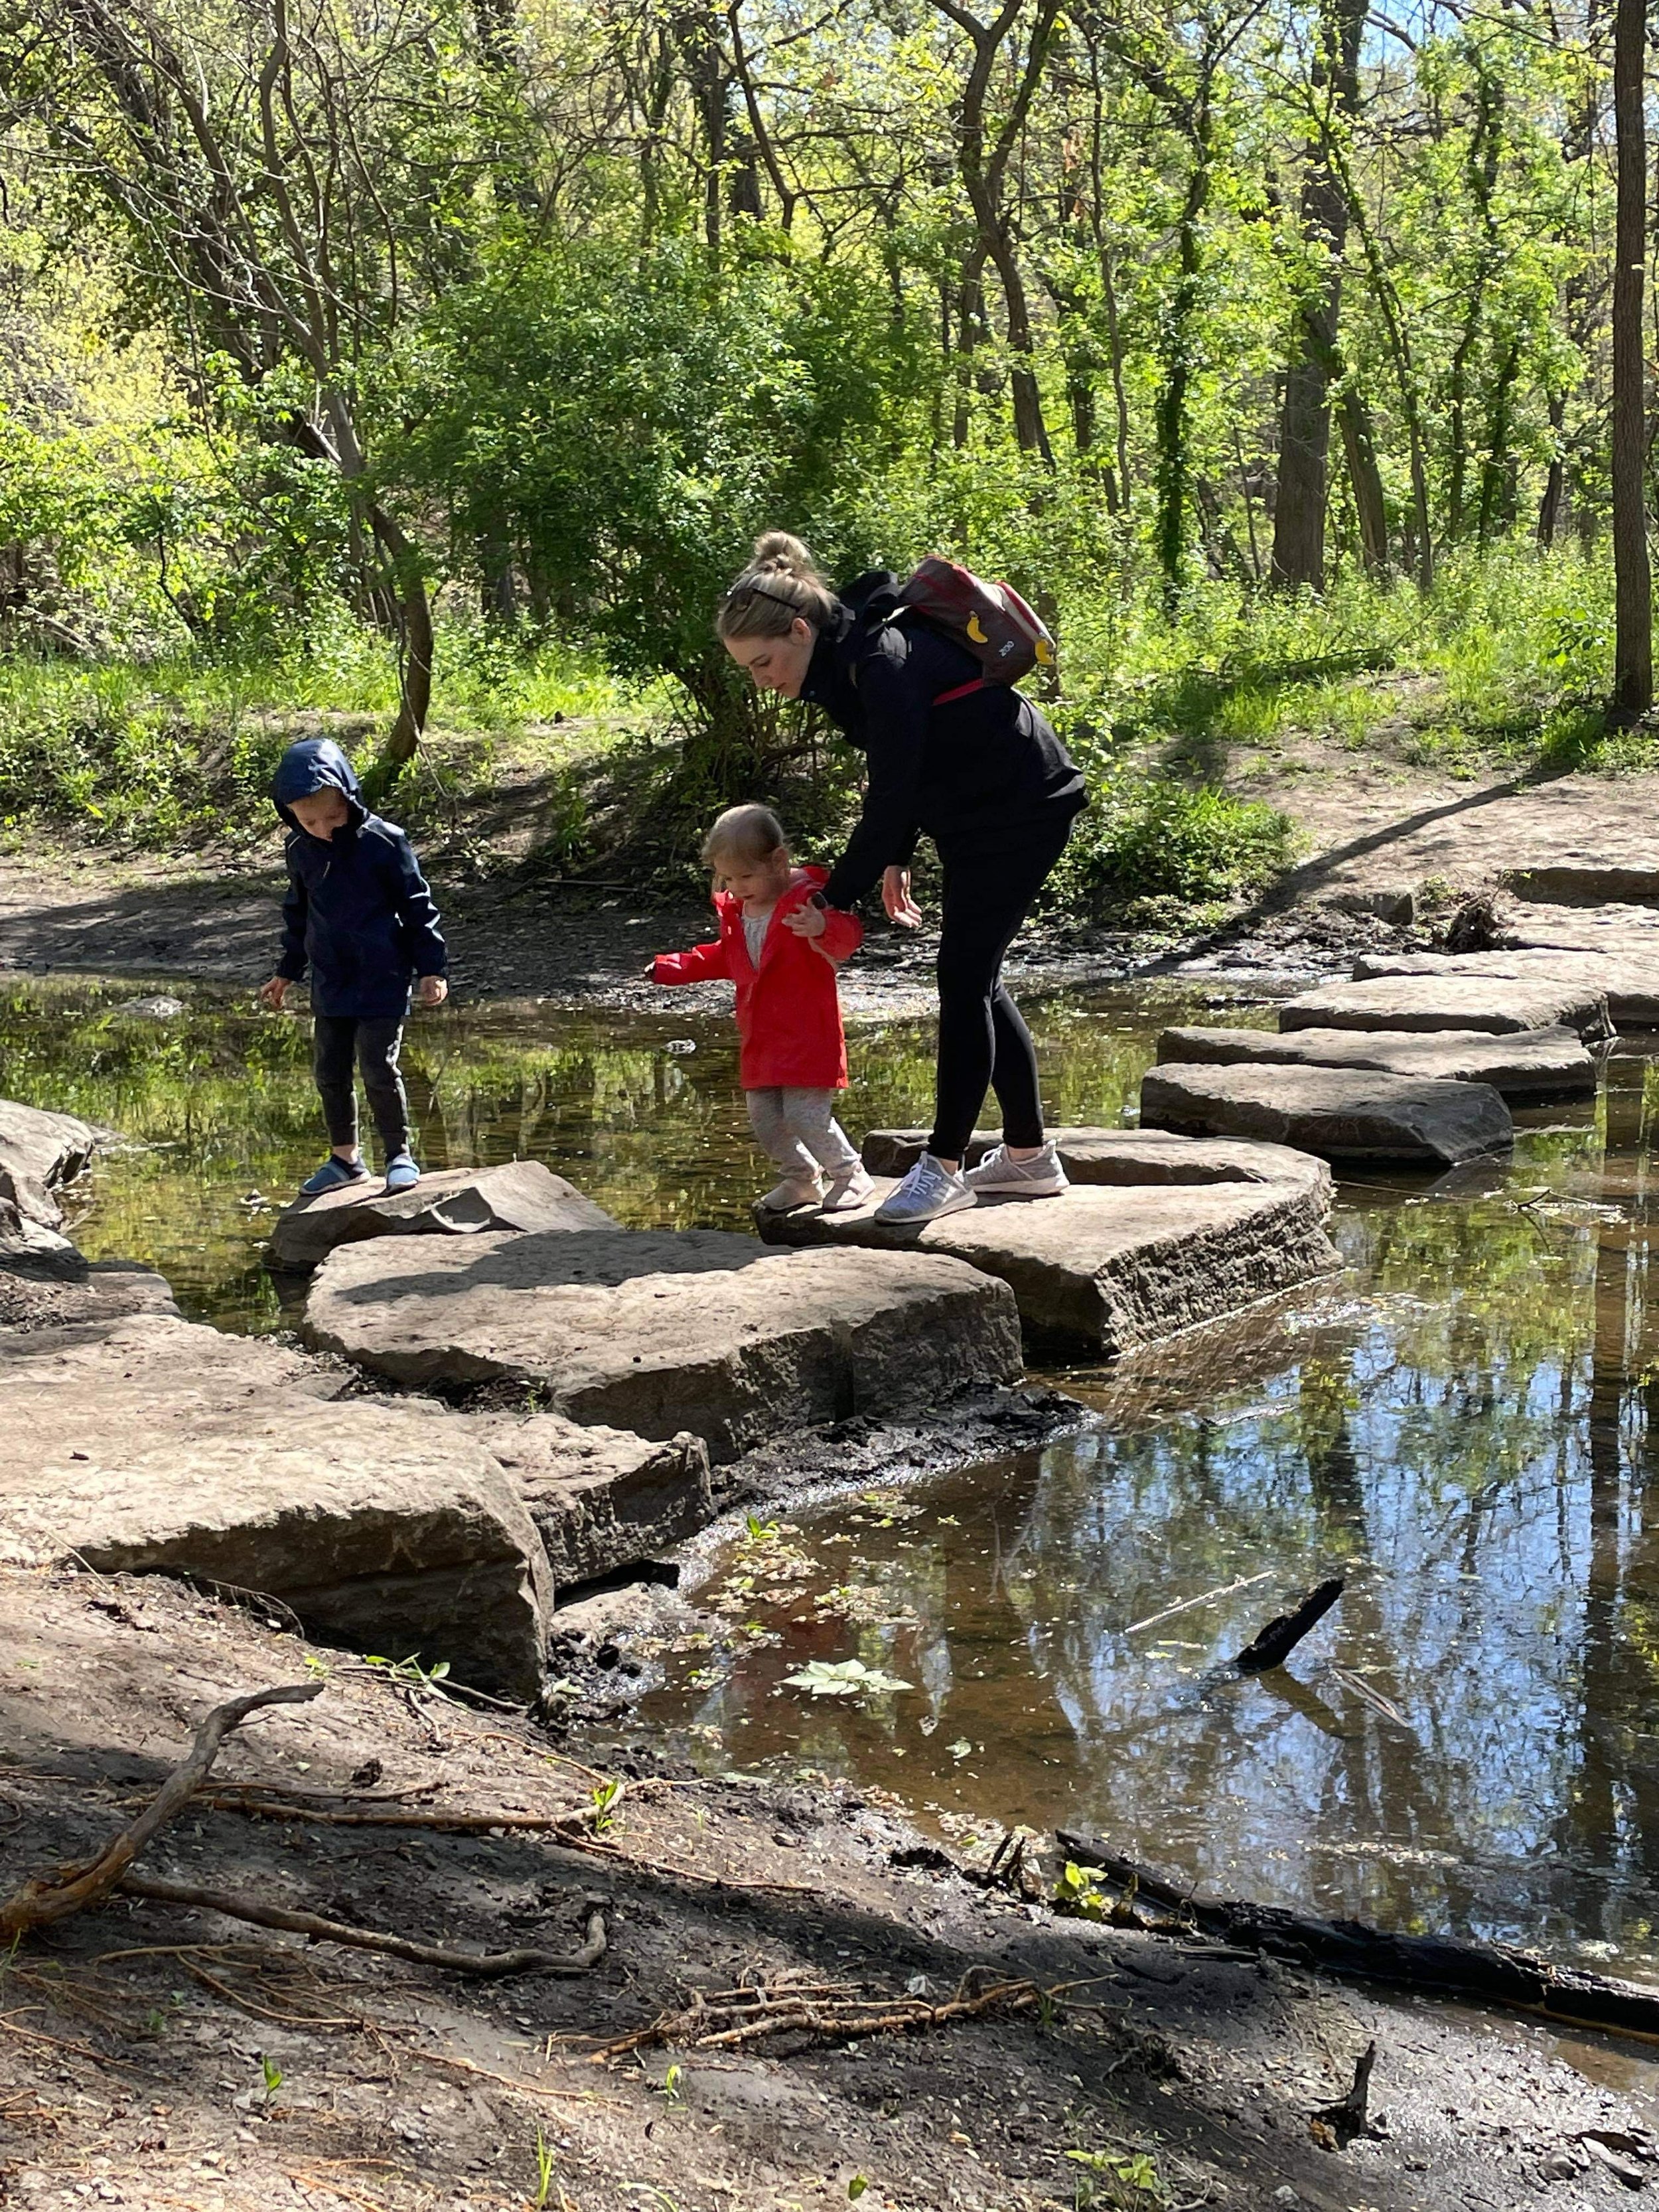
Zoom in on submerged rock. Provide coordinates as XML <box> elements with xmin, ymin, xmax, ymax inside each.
<box><xmin>465</xmin><ymin>1411</ymin><xmax>713</xmax><ymax>1589</ymax></box>
<box><xmin>303</xmin><ymin>1227</ymin><xmax>1023</xmax><ymax>1460</ymax></box>
<box><xmin>267</xmin><ymin>1157</ymin><xmax>618</xmax><ymax>1271</ymax></box>
<box><xmin>111</xmin><ymin>994</ymin><xmax>186</xmax><ymax>1019</ymax></box>
<box><xmin>759</xmin><ymin>1149</ymin><xmax>1338</xmax><ymax>1355</ymax></box>
<box><xmin>1157</xmin><ymin>1022</ymin><xmax>1597</xmax><ymax>1101</ymax></box>
<box><xmin>0</xmin><ymin>1315</ymin><xmax>551</xmax><ymax>1700</ymax></box>
<box><xmin>1279</xmin><ymin>974</ymin><xmax>1612</xmax><ymax>1041</ymax></box>
<box><xmin>1140</xmin><ymin>1061</ymin><xmax>1514</xmax><ymax>1166</ymax></box>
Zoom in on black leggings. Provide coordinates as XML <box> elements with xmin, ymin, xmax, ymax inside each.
<box><xmin>313</xmin><ymin>1014</ymin><xmax>409</xmax><ymax>1157</ymax></box>
<box><xmin>929</xmin><ymin>806</ymin><xmax>1077</xmax><ymax>1162</ymax></box>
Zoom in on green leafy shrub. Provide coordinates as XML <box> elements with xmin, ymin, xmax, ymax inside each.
<box><xmin>1054</xmin><ymin>780</ymin><xmax>1293</xmax><ymax>915</ymax></box>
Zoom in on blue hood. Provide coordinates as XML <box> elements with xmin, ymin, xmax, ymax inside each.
<box><xmin>271</xmin><ymin>737</ymin><xmax>367</xmax><ymax>834</ymax></box>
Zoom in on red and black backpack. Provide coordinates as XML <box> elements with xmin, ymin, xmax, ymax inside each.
<box><xmin>889</xmin><ymin>556</ymin><xmax>1056</xmax><ymax>703</ymax></box>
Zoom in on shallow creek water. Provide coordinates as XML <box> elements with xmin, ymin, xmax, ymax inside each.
<box><xmin>8</xmin><ymin>975</ymin><xmax>1659</xmax><ymax>1976</ymax></box>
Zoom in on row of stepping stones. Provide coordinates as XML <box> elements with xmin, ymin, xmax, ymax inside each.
<box><xmin>1139</xmin><ymin>937</ymin><xmax>1659</xmax><ymax>1167</ymax></box>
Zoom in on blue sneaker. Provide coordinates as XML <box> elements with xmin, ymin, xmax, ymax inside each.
<box><xmin>384</xmin><ymin>1151</ymin><xmax>421</xmax><ymax>1194</ymax></box>
<box><xmin>300</xmin><ymin>1155</ymin><xmax>370</xmax><ymax>1197</ymax></box>
<box><xmin>873</xmin><ymin>1153</ymin><xmax>975</xmax><ymax>1226</ymax></box>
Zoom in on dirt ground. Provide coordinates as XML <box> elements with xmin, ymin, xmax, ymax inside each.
<box><xmin>4</xmin><ymin>751</ymin><xmax>1658</xmax><ymax>1009</ymax></box>
<box><xmin>5</xmin><ymin>1563</ymin><xmax>1656</xmax><ymax>2212</ymax></box>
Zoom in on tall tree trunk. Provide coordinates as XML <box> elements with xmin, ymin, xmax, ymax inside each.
<box><xmin>1613</xmin><ymin>0</ymin><xmax>1652</xmax><ymax>712</ymax></box>
<box><xmin>1270</xmin><ymin>0</ymin><xmax>1364</xmax><ymax>590</ymax></box>
<box><xmin>1156</xmin><ymin>117</ymin><xmax>1211</xmax><ymax>611</ymax></box>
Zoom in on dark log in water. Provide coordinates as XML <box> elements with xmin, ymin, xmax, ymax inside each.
<box><xmin>1234</xmin><ymin>1576</ymin><xmax>1344</xmax><ymax>1672</ymax></box>
<box><xmin>1056</xmin><ymin>1829</ymin><xmax>1659</xmax><ymax>2042</ymax></box>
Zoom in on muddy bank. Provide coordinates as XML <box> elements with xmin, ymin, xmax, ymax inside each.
<box><xmin>3</xmin><ymin>1562</ymin><xmax>1652</xmax><ymax>2212</ymax></box>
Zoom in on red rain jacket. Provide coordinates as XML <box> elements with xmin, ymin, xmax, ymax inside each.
<box><xmin>652</xmin><ymin>865</ymin><xmax>862</xmax><ymax>1090</ymax></box>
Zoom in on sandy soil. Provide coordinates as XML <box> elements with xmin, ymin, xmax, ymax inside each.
<box><xmin>4</xmin><ymin>1563</ymin><xmax>1655</xmax><ymax>2212</ymax></box>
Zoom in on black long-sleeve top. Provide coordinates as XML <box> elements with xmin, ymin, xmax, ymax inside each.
<box><xmin>805</xmin><ymin>574</ymin><xmax>1085</xmax><ymax>911</ymax></box>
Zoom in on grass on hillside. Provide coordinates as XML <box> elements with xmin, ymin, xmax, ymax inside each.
<box><xmin>0</xmin><ymin>547</ymin><xmax>1645</xmax><ymax>915</ymax></box>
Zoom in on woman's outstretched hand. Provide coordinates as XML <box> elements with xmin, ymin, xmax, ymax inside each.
<box><xmin>882</xmin><ymin>866</ymin><xmax>923</xmax><ymax>930</ymax></box>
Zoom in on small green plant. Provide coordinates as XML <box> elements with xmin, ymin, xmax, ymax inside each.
<box><xmin>362</xmin><ymin>1651</ymin><xmax>451</xmax><ymax>1690</ymax></box>
<box><xmin>744</xmin><ymin>1512</ymin><xmax>780</xmax><ymax>1542</ymax></box>
<box><xmin>1065</xmin><ymin>2146</ymin><xmax>1163</xmax><ymax>2207</ymax></box>
<box><xmin>261</xmin><ymin>2055</ymin><xmax>283</xmax><ymax>2099</ymax></box>
<box><xmin>589</xmin><ymin>1776</ymin><xmax>624</xmax><ymax>1833</ymax></box>
<box><xmin>781</xmin><ymin>1657</ymin><xmax>912</xmax><ymax>1699</ymax></box>
<box><xmin>658</xmin><ymin>2061</ymin><xmax>683</xmax><ymax>2106</ymax></box>
<box><xmin>1053</xmin><ymin>1860</ymin><xmax>1114</xmax><ymax>1921</ymax></box>
<box><xmin>532</xmin><ymin>2124</ymin><xmax>555</xmax><ymax>2210</ymax></box>
<box><xmin>848</xmin><ymin>2179</ymin><xmax>869</xmax><ymax>2201</ymax></box>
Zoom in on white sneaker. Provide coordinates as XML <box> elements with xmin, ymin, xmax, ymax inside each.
<box><xmin>759</xmin><ymin>1171</ymin><xmax>824</xmax><ymax>1212</ymax></box>
<box><xmin>821</xmin><ymin>1163</ymin><xmax>876</xmax><ymax>1212</ymax></box>
<box><xmin>873</xmin><ymin>1153</ymin><xmax>976</xmax><ymax>1225</ymax></box>
<box><xmin>964</xmin><ymin>1140</ymin><xmax>1069</xmax><ymax>1199</ymax></box>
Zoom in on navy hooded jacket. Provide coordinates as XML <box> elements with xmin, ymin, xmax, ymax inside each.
<box><xmin>271</xmin><ymin>738</ymin><xmax>447</xmax><ymax>1019</ymax></box>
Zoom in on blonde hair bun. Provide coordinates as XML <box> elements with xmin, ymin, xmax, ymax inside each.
<box><xmin>751</xmin><ymin>531</ymin><xmax>819</xmax><ymax>577</ymax></box>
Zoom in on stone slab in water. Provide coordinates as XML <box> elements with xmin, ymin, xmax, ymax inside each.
<box><xmin>0</xmin><ymin>1096</ymin><xmax>105</xmax><ymax>1260</ymax></box>
<box><xmin>0</xmin><ymin>1315</ymin><xmax>551</xmax><ymax>1700</ymax></box>
<box><xmin>1278</xmin><ymin>974</ymin><xmax>1611</xmax><ymax>1041</ymax></box>
<box><xmin>1140</xmin><ymin>1062</ymin><xmax>1513</xmax><ymax>1165</ymax></box>
<box><xmin>861</xmin><ymin>1124</ymin><xmax>1324</xmax><ymax>1190</ymax></box>
<box><xmin>267</xmin><ymin>1157</ymin><xmax>617</xmax><ymax>1271</ymax></box>
<box><xmin>1351</xmin><ymin>948</ymin><xmax>1659</xmax><ymax>1028</ymax></box>
<box><xmin>1157</xmin><ymin>1022</ymin><xmax>1596</xmax><ymax>1100</ymax></box>
<box><xmin>303</xmin><ymin>1228</ymin><xmax>1023</xmax><ymax>1461</ymax></box>
<box><xmin>756</xmin><ymin>1172</ymin><xmax>1338</xmax><ymax>1355</ymax></box>
<box><xmin>0</xmin><ymin>1255</ymin><xmax>179</xmax><ymax>1332</ymax></box>
<box><xmin>465</xmin><ymin>1411</ymin><xmax>713</xmax><ymax>1589</ymax></box>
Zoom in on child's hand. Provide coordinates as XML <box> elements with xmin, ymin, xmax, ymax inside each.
<box><xmin>642</xmin><ymin>959</ymin><xmax>660</xmax><ymax>981</ymax></box>
<box><xmin>782</xmin><ymin>903</ymin><xmax>826</xmax><ymax>939</ymax></box>
<box><xmin>882</xmin><ymin>866</ymin><xmax>923</xmax><ymax>930</ymax></box>
<box><xmin>416</xmin><ymin>975</ymin><xmax>449</xmax><ymax>1008</ymax></box>
<box><xmin>259</xmin><ymin>976</ymin><xmax>289</xmax><ymax>1011</ymax></box>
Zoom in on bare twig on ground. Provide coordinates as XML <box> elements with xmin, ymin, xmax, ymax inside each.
<box><xmin>597</xmin><ymin>1974</ymin><xmax>1049</xmax><ymax>2057</ymax></box>
<box><xmin>117</xmin><ymin>1874</ymin><xmax>608</xmax><ymax>1978</ymax></box>
<box><xmin>0</xmin><ymin>1682</ymin><xmax>323</xmax><ymax>1939</ymax></box>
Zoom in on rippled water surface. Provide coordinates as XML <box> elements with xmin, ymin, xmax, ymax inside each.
<box><xmin>7</xmin><ymin>974</ymin><xmax>1659</xmax><ymax>1974</ymax></box>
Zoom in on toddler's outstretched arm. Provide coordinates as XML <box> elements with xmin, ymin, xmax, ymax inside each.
<box><xmin>650</xmin><ymin>937</ymin><xmax>731</xmax><ymax>985</ymax></box>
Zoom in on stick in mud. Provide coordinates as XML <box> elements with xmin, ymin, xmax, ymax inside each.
<box><xmin>1234</xmin><ymin>1577</ymin><xmax>1344</xmax><ymax>1672</ymax></box>
<box><xmin>1054</xmin><ymin>1828</ymin><xmax>1659</xmax><ymax>2043</ymax></box>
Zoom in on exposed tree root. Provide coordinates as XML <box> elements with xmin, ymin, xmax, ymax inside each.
<box><xmin>597</xmin><ymin>1972</ymin><xmax>1050</xmax><ymax>2057</ymax></box>
<box><xmin>117</xmin><ymin>1874</ymin><xmax>608</xmax><ymax>1979</ymax></box>
<box><xmin>0</xmin><ymin>1682</ymin><xmax>323</xmax><ymax>1939</ymax></box>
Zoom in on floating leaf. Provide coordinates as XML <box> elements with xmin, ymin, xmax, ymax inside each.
<box><xmin>782</xmin><ymin>1658</ymin><xmax>912</xmax><ymax>1698</ymax></box>
<box><xmin>947</xmin><ymin>1738</ymin><xmax>972</xmax><ymax>1759</ymax></box>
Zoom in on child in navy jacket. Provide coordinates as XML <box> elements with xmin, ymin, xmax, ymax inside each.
<box><xmin>259</xmin><ymin>737</ymin><xmax>447</xmax><ymax>1196</ymax></box>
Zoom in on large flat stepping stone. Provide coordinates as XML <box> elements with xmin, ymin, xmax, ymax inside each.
<box><xmin>303</xmin><ymin>1228</ymin><xmax>1023</xmax><ymax>1461</ymax></box>
<box><xmin>0</xmin><ymin>1316</ymin><xmax>551</xmax><ymax>1699</ymax></box>
<box><xmin>1141</xmin><ymin>1063</ymin><xmax>1512</xmax><ymax>1166</ymax></box>
<box><xmin>863</xmin><ymin>1124</ymin><xmax>1323</xmax><ymax>1189</ymax></box>
<box><xmin>757</xmin><ymin>1171</ymin><xmax>1338</xmax><ymax>1355</ymax></box>
<box><xmin>1496</xmin><ymin>899</ymin><xmax>1659</xmax><ymax>955</ymax></box>
<box><xmin>465</xmin><ymin>1412</ymin><xmax>713</xmax><ymax>1589</ymax></box>
<box><xmin>267</xmin><ymin>1158</ymin><xmax>616</xmax><ymax>1271</ymax></box>
<box><xmin>1157</xmin><ymin>1023</ymin><xmax>1595</xmax><ymax>1101</ymax></box>
<box><xmin>1</xmin><ymin>1255</ymin><xmax>179</xmax><ymax>1333</ymax></box>
<box><xmin>1501</xmin><ymin>863</ymin><xmax>1659</xmax><ymax>906</ymax></box>
<box><xmin>1352</xmin><ymin>948</ymin><xmax>1659</xmax><ymax>1027</ymax></box>
<box><xmin>1279</xmin><ymin>974</ymin><xmax>1611</xmax><ymax>1041</ymax></box>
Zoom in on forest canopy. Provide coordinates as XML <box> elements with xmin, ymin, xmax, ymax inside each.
<box><xmin>0</xmin><ymin>0</ymin><xmax>1643</xmax><ymax>881</ymax></box>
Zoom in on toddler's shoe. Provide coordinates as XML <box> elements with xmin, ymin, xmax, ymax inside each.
<box><xmin>384</xmin><ymin>1151</ymin><xmax>421</xmax><ymax>1194</ymax></box>
<box><xmin>964</xmin><ymin>1140</ymin><xmax>1068</xmax><ymax>1199</ymax></box>
<box><xmin>300</xmin><ymin>1155</ymin><xmax>370</xmax><ymax>1197</ymax></box>
<box><xmin>873</xmin><ymin>1153</ymin><xmax>975</xmax><ymax>1225</ymax></box>
<box><xmin>821</xmin><ymin>1163</ymin><xmax>876</xmax><ymax>1212</ymax></box>
<box><xmin>759</xmin><ymin>1170</ymin><xmax>824</xmax><ymax>1212</ymax></box>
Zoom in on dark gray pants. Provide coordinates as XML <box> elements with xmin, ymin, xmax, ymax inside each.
<box><xmin>312</xmin><ymin>1015</ymin><xmax>409</xmax><ymax>1157</ymax></box>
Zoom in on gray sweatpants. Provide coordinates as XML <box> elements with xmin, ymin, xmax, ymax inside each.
<box><xmin>746</xmin><ymin>1087</ymin><xmax>861</xmax><ymax>1179</ymax></box>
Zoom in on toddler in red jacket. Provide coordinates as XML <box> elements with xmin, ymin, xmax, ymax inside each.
<box><xmin>652</xmin><ymin>804</ymin><xmax>876</xmax><ymax>1213</ymax></box>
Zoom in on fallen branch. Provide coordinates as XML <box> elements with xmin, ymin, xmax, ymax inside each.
<box><xmin>117</xmin><ymin>1874</ymin><xmax>608</xmax><ymax>1980</ymax></box>
<box><xmin>1234</xmin><ymin>1578</ymin><xmax>1344</xmax><ymax>1672</ymax></box>
<box><xmin>1056</xmin><ymin>1829</ymin><xmax>1659</xmax><ymax>2043</ymax></box>
<box><xmin>1125</xmin><ymin>1571</ymin><xmax>1273</xmax><ymax>1639</ymax></box>
<box><xmin>0</xmin><ymin>1682</ymin><xmax>323</xmax><ymax>1939</ymax></box>
<box><xmin>597</xmin><ymin>1974</ymin><xmax>1045</xmax><ymax>2058</ymax></box>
